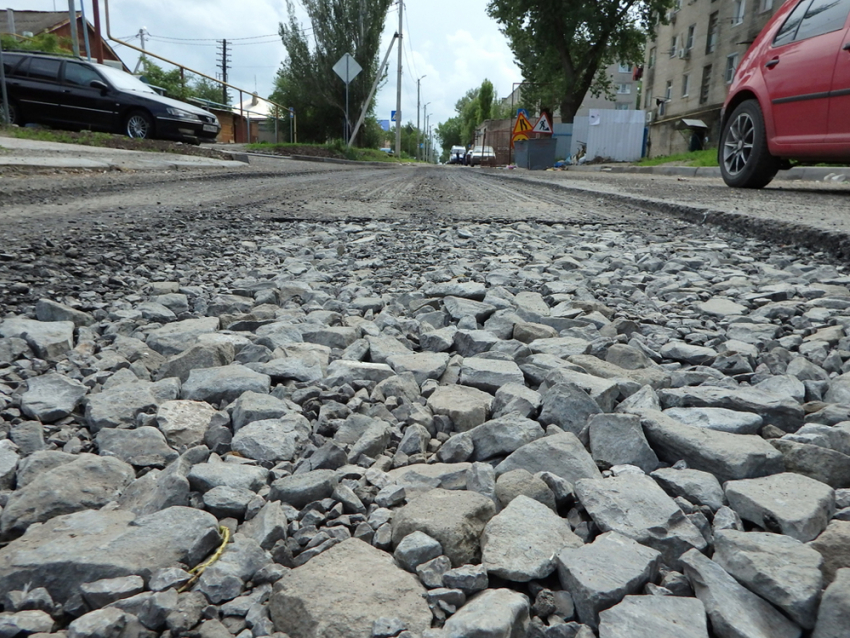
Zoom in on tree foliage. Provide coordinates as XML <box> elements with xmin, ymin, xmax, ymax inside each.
<box><xmin>272</xmin><ymin>0</ymin><xmax>393</xmax><ymax>145</ymax></box>
<box><xmin>1</xmin><ymin>33</ymin><xmax>73</xmax><ymax>54</ymax></box>
<box><xmin>139</xmin><ymin>58</ymin><xmax>228</xmax><ymax>105</ymax></box>
<box><xmin>436</xmin><ymin>78</ymin><xmax>506</xmax><ymax>160</ymax></box>
<box><xmin>487</xmin><ymin>0</ymin><xmax>673</xmax><ymax>122</ymax></box>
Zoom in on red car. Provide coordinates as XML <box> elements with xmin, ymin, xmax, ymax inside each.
<box><xmin>719</xmin><ymin>0</ymin><xmax>850</xmax><ymax>188</ymax></box>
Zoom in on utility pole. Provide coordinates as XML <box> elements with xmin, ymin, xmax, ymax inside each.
<box><xmin>217</xmin><ymin>39</ymin><xmax>231</xmax><ymax>105</ymax></box>
<box><xmin>132</xmin><ymin>28</ymin><xmax>148</xmax><ymax>73</ymax></box>
<box><xmin>67</xmin><ymin>0</ymin><xmax>80</xmax><ymax>57</ymax></box>
<box><xmin>416</xmin><ymin>75</ymin><xmax>425</xmax><ymax>161</ymax></box>
<box><xmin>92</xmin><ymin>0</ymin><xmax>104</xmax><ymax>64</ymax></box>
<box><xmin>394</xmin><ymin>0</ymin><xmax>403</xmax><ymax>157</ymax></box>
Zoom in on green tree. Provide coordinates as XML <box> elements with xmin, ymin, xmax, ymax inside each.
<box><xmin>191</xmin><ymin>77</ymin><xmax>226</xmax><ymax>105</ymax></box>
<box><xmin>1</xmin><ymin>32</ymin><xmax>73</xmax><ymax>54</ymax></box>
<box><xmin>139</xmin><ymin>57</ymin><xmax>190</xmax><ymax>101</ymax></box>
<box><xmin>487</xmin><ymin>0</ymin><xmax>672</xmax><ymax>123</ymax></box>
<box><xmin>272</xmin><ymin>0</ymin><xmax>393</xmax><ymax>145</ymax></box>
<box><xmin>478</xmin><ymin>79</ymin><xmax>494</xmax><ymax>122</ymax></box>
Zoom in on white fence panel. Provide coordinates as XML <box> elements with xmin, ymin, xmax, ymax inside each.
<box><xmin>571</xmin><ymin>117</ymin><xmax>589</xmax><ymax>158</ymax></box>
<box><xmin>586</xmin><ymin>109</ymin><xmax>646</xmax><ymax>162</ymax></box>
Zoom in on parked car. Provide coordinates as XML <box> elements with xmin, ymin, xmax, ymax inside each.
<box><xmin>719</xmin><ymin>0</ymin><xmax>850</xmax><ymax>188</ymax></box>
<box><xmin>447</xmin><ymin>145</ymin><xmax>466</xmax><ymax>164</ymax></box>
<box><xmin>1</xmin><ymin>51</ymin><xmax>220</xmax><ymax>144</ymax></box>
<box><xmin>379</xmin><ymin>147</ymin><xmax>394</xmax><ymax>156</ymax></box>
<box><xmin>467</xmin><ymin>145</ymin><xmax>496</xmax><ymax>167</ymax></box>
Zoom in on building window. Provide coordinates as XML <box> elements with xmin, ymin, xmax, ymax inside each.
<box><xmin>760</xmin><ymin>0</ymin><xmax>773</xmax><ymax>12</ymax></box>
<box><xmin>670</xmin><ymin>36</ymin><xmax>678</xmax><ymax>57</ymax></box>
<box><xmin>618</xmin><ymin>63</ymin><xmax>631</xmax><ymax>73</ymax></box>
<box><xmin>686</xmin><ymin>24</ymin><xmax>696</xmax><ymax>49</ymax></box>
<box><xmin>700</xmin><ymin>65</ymin><xmax>712</xmax><ymax>104</ymax></box>
<box><xmin>615</xmin><ymin>103</ymin><xmax>630</xmax><ymax>110</ymax></box>
<box><xmin>725</xmin><ymin>53</ymin><xmax>739</xmax><ymax>83</ymax></box>
<box><xmin>648</xmin><ymin>47</ymin><xmax>656</xmax><ymax>68</ymax></box>
<box><xmin>682</xmin><ymin>73</ymin><xmax>690</xmax><ymax>97</ymax></box>
<box><xmin>665</xmin><ymin>80</ymin><xmax>673</xmax><ymax>100</ymax></box>
<box><xmin>706</xmin><ymin>12</ymin><xmax>719</xmax><ymax>53</ymax></box>
<box><xmin>645</xmin><ymin>89</ymin><xmax>653</xmax><ymax>109</ymax></box>
<box><xmin>732</xmin><ymin>0</ymin><xmax>746</xmax><ymax>25</ymax></box>
<box><xmin>617</xmin><ymin>83</ymin><xmax>631</xmax><ymax>94</ymax></box>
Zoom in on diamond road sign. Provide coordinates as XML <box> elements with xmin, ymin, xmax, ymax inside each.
<box><xmin>333</xmin><ymin>53</ymin><xmax>362</xmax><ymax>85</ymax></box>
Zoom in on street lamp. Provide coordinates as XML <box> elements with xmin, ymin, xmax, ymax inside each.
<box><xmin>422</xmin><ymin>103</ymin><xmax>431</xmax><ymax>164</ymax></box>
<box><xmin>417</xmin><ymin>75</ymin><xmax>426</xmax><ymax>161</ymax></box>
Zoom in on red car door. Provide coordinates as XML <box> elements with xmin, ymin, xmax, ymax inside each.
<box><xmin>826</xmin><ymin>20</ymin><xmax>850</xmax><ymax>144</ymax></box>
<box><xmin>764</xmin><ymin>0</ymin><xmax>850</xmax><ymax>146</ymax></box>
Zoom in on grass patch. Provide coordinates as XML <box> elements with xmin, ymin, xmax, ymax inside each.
<box><xmin>637</xmin><ymin>149</ymin><xmax>718</xmax><ymax>167</ymax></box>
<box><xmin>5</xmin><ymin>127</ymin><xmax>113</xmax><ymax>145</ymax></box>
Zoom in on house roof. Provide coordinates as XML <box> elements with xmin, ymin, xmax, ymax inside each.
<box><xmin>233</xmin><ymin>93</ymin><xmax>273</xmax><ymax>120</ymax></box>
<box><xmin>0</xmin><ymin>10</ymin><xmax>76</xmax><ymax>36</ymax></box>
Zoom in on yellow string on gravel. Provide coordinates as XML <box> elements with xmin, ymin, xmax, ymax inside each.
<box><xmin>179</xmin><ymin>525</ymin><xmax>230</xmax><ymax>592</ymax></box>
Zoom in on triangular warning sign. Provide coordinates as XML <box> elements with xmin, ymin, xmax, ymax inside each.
<box><xmin>532</xmin><ymin>113</ymin><xmax>553</xmax><ymax>134</ymax></box>
<box><xmin>512</xmin><ymin>112</ymin><xmax>532</xmax><ymax>135</ymax></box>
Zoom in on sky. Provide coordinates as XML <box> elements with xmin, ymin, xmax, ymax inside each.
<box><xmin>11</xmin><ymin>0</ymin><xmax>524</xmax><ymax>133</ymax></box>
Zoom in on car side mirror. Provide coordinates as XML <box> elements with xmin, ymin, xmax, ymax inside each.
<box><xmin>90</xmin><ymin>80</ymin><xmax>109</xmax><ymax>94</ymax></box>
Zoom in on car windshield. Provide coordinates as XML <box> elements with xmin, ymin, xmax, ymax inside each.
<box><xmin>96</xmin><ymin>65</ymin><xmax>157</xmax><ymax>94</ymax></box>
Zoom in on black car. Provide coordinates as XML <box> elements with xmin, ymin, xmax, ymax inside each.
<box><xmin>1</xmin><ymin>51</ymin><xmax>220</xmax><ymax>143</ymax></box>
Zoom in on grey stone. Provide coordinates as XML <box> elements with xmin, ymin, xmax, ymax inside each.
<box><xmin>812</xmin><ymin>568</ymin><xmax>850</xmax><ymax>638</ymax></box>
<box><xmin>157</xmin><ymin>341</ymin><xmax>235</xmax><ymax>383</ymax></box>
<box><xmin>528</xmin><ymin>337</ymin><xmax>591</xmax><ymax>358</ymax></box>
<box><xmin>442</xmin><ymin>589</ymin><xmax>529</xmax><ymax>638</ymax></box>
<box><xmin>145</xmin><ymin>317</ymin><xmax>220</xmax><ymax>356</ymax></box>
<box><xmin>495</xmin><ymin>432</ymin><xmax>602</xmax><ymax>485</ymax></box>
<box><xmin>398</xmin><ymin>423</ymin><xmax>431</xmax><ymax>456</ymax></box>
<box><xmin>36</xmin><ymin>298</ymin><xmax>95</xmax><ymax>326</ymax></box>
<box><xmin>663</xmin><ymin>407</ymin><xmax>763</xmax><ymax>435</ymax></box>
<box><xmin>808</xmin><ymin>521</ymin><xmax>850</xmax><ymax>585</ymax></box>
<box><xmin>348</xmin><ymin>420</ymin><xmax>392</xmax><ymax>462</ymax></box>
<box><xmin>231</xmin><ymin>392</ymin><xmax>296</xmax><ymax>432</ymax></box>
<box><xmin>326</xmin><ymin>360</ymin><xmax>395</xmax><ymax>384</ymax></box>
<box><xmin>156</xmin><ymin>400</ymin><xmax>217</xmax><ymax>449</ymax></box>
<box><xmin>300</xmin><ymin>326</ymin><xmax>359</xmax><ymax>350</ymax></box>
<box><xmin>269</xmin><ymin>538</ymin><xmax>431</xmax><ymax>638</ymax></box>
<box><xmin>714</xmin><ymin>530</ymin><xmax>823</xmax><ymax>629</ymax></box>
<box><xmin>386</xmin><ymin>352</ymin><xmax>450</xmax><ymax>385</ymax></box>
<box><xmin>495</xmin><ymin>469</ymin><xmax>557</xmax><ymax>510</ymax></box>
<box><xmin>725</xmin><ymin>472</ymin><xmax>835</xmax><ymax>542</ymax></box>
<box><xmin>0</xmin><ymin>442</ymin><xmax>18</xmax><ymax>491</ymax></box>
<box><xmin>416</xmin><ymin>555</ymin><xmax>452</xmax><ymax>589</ymax></box>
<box><xmin>21</xmin><ymin>373</ymin><xmax>88</xmax><ymax>423</ymax></box>
<box><xmin>148</xmin><ymin>567</ymin><xmax>192</xmax><ymax>592</ymax></box>
<box><xmin>597</xmin><ymin>595</ymin><xmax>708</xmax><ymax>638</ymax></box>
<box><xmin>650</xmin><ymin>468</ymin><xmax>726</xmax><ymax>511</ymax></box>
<box><xmin>239</xmin><ymin>500</ymin><xmax>287</xmax><ymax>550</ymax></box>
<box><xmin>538</xmin><ymin>382</ymin><xmax>602</xmax><ymax>438</ymax></box>
<box><xmin>658</xmin><ymin>386</ymin><xmax>803</xmax><ymax>433</ymax></box>
<box><xmin>394</xmin><ymin>531</ymin><xmax>443</xmax><ymax>572</ymax></box>
<box><xmin>426</xmin><ymin>385</ymin><xmax>492</xmax><ymax>432</ymax></box>
<box><xmin>232</xmin><ymin>415</ymin><xmax>311</xmax><ymax>464</ymax></box>
<box><xmin>269</xmin><ymin>470</ymin><xmax>338</xmax><ymax>508</ymax></box>
<box><xmin>659</xmin><ymin>341</ymin><xmax>717</xmax><ymax>365</ymax></box>
<box><xmin>466</xmin><ymin>414</ymin><xmax>545</xmax><ymax>462</ymax></box>
<box><xmin>575</xmin><ymin>474</ymin><xmax>707</xmax><ymax>567</ymax></box>
<box><xmin>0</xmin><ymin>317</ymin><xmax>74</xmax><ymax>361</ymax></box>
<box><xmin>442</xmin><ymin>564</ymin><xmax>489</xmax><ymax>595</ymax></box>
<box><xmin>769</xmin><ymin>439</ymin><xmax>850</xmax><ymax>489</ymax></box>
<box><xmin>187</xmin><ymin>462</ymin><xmax>269</xmax><ymax>493</ymax></box>
<box><xmin>557</xmin><ymin>532</ymin><xmax>661</xmax><ymax>630</ymax></box>
<box><xmin>419</xmin><ymin>326</ymin><xmax>458</xmax><ymax>353</ymax></box>
<box><xmin>86</xmin><ymin>383</ymin><xmax>159</xmax><ymax>433</ymax></box>
<box><xmin>437</xmin><ymin>432</ymin><xmax>474</xmax><ymax>463</ymax></box>
<box><xmin>391</xmin><ymin>488</ymin><xmax>496</xmax><ymax>566</ymax></box>
<box><xmin>680</xmin><ymin>548</ymin><xmax>802</xmax><ymax>638</ymax></box>
<box><xmin>492</xmin><ymin>383</ymin><xmax>542</xmax><ymax>419</ymax></box>
<box><xmin>1</xmin><ymin>454</ymin><xmax>135</xmax><ymax>539</ymax></box>
<box><xmin>0</xmin><ymin>609</ymin><xmax>55</xmax><ymax>636</ymax></box>
<box><xmin>195</xmin><ymin>534</ymin><xmax>269</xmax><ymax>604</ymax></box>
<box><xmin>81</xmin><ymin>575</ymin><xmax>145</xmax><ymax>609</ymax></box>
<box><xmin>588</xmin><ymin>413</ymin><xmax>658</xmax><ymax>473</ymax></box>
<box><xmin>482</xmin><ymin>495</ymin><xmax>582</xmax><ymax>582</ymax></box>
<box><xmin>0</xmin><ymin>506</ymin><xmax>220</xmax><ymax>605</ymax></box>
<box><xmin>248</xmin><ymin>356</ymin><xmax>325</xmax><ymax>384</ymax></box>
<box><xmin>67</xmin><ymin>607</ymin><xmax>136</xmax><ymax>638</ymax></box>
<box><xmin>635</xmin><ymin>409</ymin><xmax>785</xmax><ymax>484</ymax></box>
<box><xmin>203</xmin><ymin>485</ymin><xmax>256</xmax><ymax>518</ymax></box>
<box><xmin>459</xmin><ymin>357</ymin><xmax>524</xmax><ymax>394</ymax></box>
<box><xmin>181</xmin><ymin>365</ymin><xmax>271</xmax><ymax>406</ymax></box>
<box><xmin>97</xmin><ymin>426</ymin><xmax>177</xmax><ymax>469</ymax></box>
<box><xmin>9</xmin><ymin>421</ymin><xmax>44</xmax><ymax>456</ymax></box>
<box><xmin>454</xmin><ymin>329</ymin><xmax>501</xmax><ymax>357</ymax></box>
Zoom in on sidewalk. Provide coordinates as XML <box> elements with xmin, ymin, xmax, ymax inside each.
<box><xmin>561</xmin><ymin>163</ymin><xmax>849</xmax><ymax>182</ymax></box>
<box><xmin>0</xmin><ymin>135</ymin><xmax>249</xmax><ymax>172</ymax></box>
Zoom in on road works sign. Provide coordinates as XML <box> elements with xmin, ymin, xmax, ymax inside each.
<box><xmin>512</xmin><ymin>112</ymin><xmax>532</xmax><ymax>135</ymax></box>
<box><xmin>532</xmin><ymin>113</ymin><xmax>553</xmax><ymax>135</ymax></box>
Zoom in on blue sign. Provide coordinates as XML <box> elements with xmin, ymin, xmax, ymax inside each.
<box><xmin>391</xmin><ymin>110</ymin><xmax>397</xmax><ymax>122</ymax></box>
<box><xmin>378</xmin><ymin>120</ymin><xmax>391</xmax><ymax>132</ymax></box>
<box><xmin>517</xmin><ymin>108</ymin><xmax>528</xmax><ymax>118</ymax></box>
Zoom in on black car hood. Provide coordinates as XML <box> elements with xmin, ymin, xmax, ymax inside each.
<box><xmin>127</xmin><ymin>90</ymin><xmax>216</xmax><ymax>119</ymax></box>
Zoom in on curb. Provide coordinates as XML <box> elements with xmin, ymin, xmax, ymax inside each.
<box><xmin>559</xmin><ymin>164</ymin><xmax>849</xmax><ymax>182</ymax></box>
<box><xmin>479</xmin><ymin>171</ymin><xmax>850</xmax><ymax>262</ymax></box>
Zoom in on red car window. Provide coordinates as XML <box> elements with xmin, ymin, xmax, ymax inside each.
<box><xmin>794</xmin><ymin>0</ymin><xmax>850</xmax><ymax>41</ymax></box>
<box><xmin>773</xmin><ymin>0</ymin><xmax>812</xmax><ymax>46</ymax></box>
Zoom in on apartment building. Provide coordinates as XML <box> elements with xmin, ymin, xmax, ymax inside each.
<box><xmin>642</xmin><ymin>0</ymin><xmax>782</xmax><ymax>156</ymax></box>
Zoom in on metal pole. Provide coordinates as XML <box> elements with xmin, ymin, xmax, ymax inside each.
<box><xmin>79</xmin><ymin>0</ymin><xmax>91</xmax><ymax>60</ymax></box>
<box><xmin>394</xmin><ymin>0</ymin><xmax>402</xmax><ymax>156</ymax></box>
<box><xmin>92</xmin><ymin>0</ymin><xmax>104</xmax><ymax>64</ymax></box>
<box><xmin>349</xmin><ymin>34</ymin><xmax>397</xmax><ymax>146</ymax></box>
<box><xmin>133</xmin><ymin>27</ymin><xmax>146</xmax><ymax>73</ymax></box>
<box><xmin>67</xmin><ymin>0</ymin><xmax>80</xmax><ymax>57</ymax></box>
<box><xmin>0</xmin><ymin>37</ymin><xmax>10</xmax><ymax>126</ymax></box>
<box><xmin>345</xmin><ymin>55</ymin><xmax>350</xmax><ymax>144</ymax></box>
<box><xmin>5</xmin><ymin>9</ymin><xmax>15</xmax><ymax>37</ymax></box>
